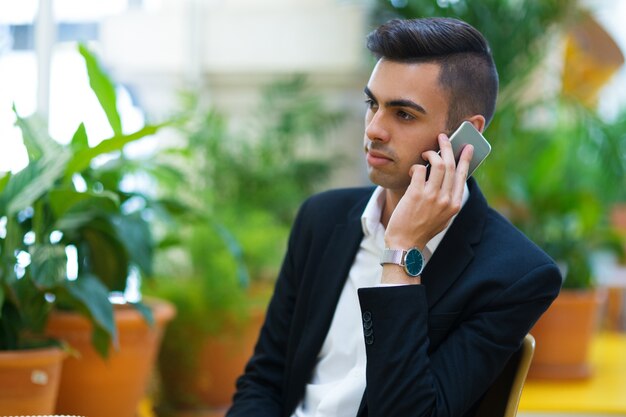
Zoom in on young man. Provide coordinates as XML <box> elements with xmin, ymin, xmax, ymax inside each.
<box><xmin>227</xmin><ymin>17</ymin><xmax>561</xmax><ymax>417</ymax></box>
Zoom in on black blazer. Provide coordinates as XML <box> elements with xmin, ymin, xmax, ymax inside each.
<box><xmin>227</xmin><ymin>179</ymin><xmax>562</xmax><ymax>417</ymax></box>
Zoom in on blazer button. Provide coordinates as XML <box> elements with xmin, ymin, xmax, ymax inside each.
<box><xmin>365</xmin><ymin>335</ymin><xmax>374</xmax><ymax>345</ymax></box>
<box><xmin>363</xmin><ymin>320</ymin><xmax>373</xmax><ymax>330</ymax></box>
<box><xmin>364</xmin><ymin>327</ymin><xmax>373</xmax><ymax>337</ymax></box>
<box><xmin>362</xmin><ymin>311</ymin><xmax>372</xmax><ymax>322</ymax></box>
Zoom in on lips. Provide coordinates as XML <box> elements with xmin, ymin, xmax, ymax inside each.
<box><xmin>366</xmin><ymin>147</ymin><xmax>394</xmax><ymax>167</ymax></box>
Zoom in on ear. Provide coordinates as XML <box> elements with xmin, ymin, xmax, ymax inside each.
<box><xmin>466</xmin><ymin>115</ymin><xmax>486</xmax><ymax>133</ymax></box>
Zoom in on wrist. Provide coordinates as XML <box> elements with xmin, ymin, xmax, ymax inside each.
<box><xmin>380</xmin><ymin>247</ymin><xmax>425</xmax><ymax>278</ymax></box>
<box><xmin>381</xmin><ymin>264</ymin><xmax>422</xmax><ymax>285</ymax></box>
<box><xmin>383</xmin><ymin>237</ymin><xmax>428</xmax><ymax>253</ymax></box>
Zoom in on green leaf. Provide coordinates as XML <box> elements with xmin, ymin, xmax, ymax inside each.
<box><xmin>29</xmin><ymin>244</ymin><xmax>67</xmax><ymax>289</ymax></box>
<box><xmin>64</xmin><ymin>124</ymin><xmax>163</xmax><ymax>179</ymax></box>
<box><xmin>11</xmin><ymin>275</ymin><xmax>51</xmax><ymax>334</ymax></box>
<box><xmin>0</xmin><ymin>153</ymin><xmax>70</xmax><ymax>216</ymax></box>
<box><xmin>129</xmin><ymin>301</ymin><xmax>154</xmax><ymax>327</ymax></box>
<box><xmin>49</xmin><ymin>189</ymin><xmax>120</xmax><ymax>219</ymax></box>
<box><xmin>91</xmin><ymin>324</ymin><xmax>113</xmax><ymax>358</ymax></box>
<box><xmin>78</xmin><ymin>44</ymin><xmax>122</xmax><ymax>136</ymax></box>
<box><xmin>0</xmin><ymin>171</ymin><xmax>10</xmax><ymax>194</ymax></box>
<box><xmin>70</xmin><ymin>122</ymin><xmax>89</xmax><ymax>153</ymax></box>
<box><xmin>0</xmin><ymin>286</ymin><xmax>4</xmax><ymax>320</ymax></box>
<box><xmin>0</xmin><ymin>300</ymin><xmax>21</xmax><ymax>350</ymax></box>
<box><xmin>112</xmin><ymin>213</ymin><xmax>153</xmax><ymax>276</ymax></box>
<box><xmin>12</xmin><ymin>104</ymin><xmax>62</xmax><ymax>162</ymax></box>
<box><xmin>62</xmin><ymin>274</ymin><xmax>117</xmax><ymax>357</ymax></box>
<box><xmin>79</xmin><ymin>221</ymin><xmax>130</xmax><ymax>292</ymax></box>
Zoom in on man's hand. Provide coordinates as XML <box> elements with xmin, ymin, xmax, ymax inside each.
<box><xmin>382</xmin><ymin>133</ymin><xmax>473</xmax><ymax>284</ymax></box>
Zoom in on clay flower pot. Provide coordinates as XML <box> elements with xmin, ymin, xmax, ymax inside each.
<box><xmin>46</xmin><ymin>298</ymin><xmax>175</xmax><ymax>417</ymax></box>
<box><xmin>528</xmin><ymin>289</ymin><xmax>604</xmax><ymax>379</ymax></box>
<box><xmin>157</xmin><ymin>307</ymin><xmax>265</xmax><ymax>413</ymax></box>
<box><xmin>0</xmin><ymin>346</ymin><xmax>66</xmax><ymax>414</ymax></box>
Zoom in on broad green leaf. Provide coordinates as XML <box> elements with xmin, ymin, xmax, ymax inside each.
<box><xmin>0</xmin><ymin>300</ymin><xmax>20</xmax><ymax>350</ymax></box>
<box><xmin>152</xmin><ymin>197</ymin><xmax>190</xmax><ymax>217</ymax></box>
<box><xmin>70</xmin><ymin>122</ymin><xmax>89</xmax><ymax>153</ymax></box>
<box><xmin>62</xmin><ymin>274</ymin><xmax>117</xmax><ymax>357</ymax></box>
<box><xmin>112</xmin><ymin>213</ymin><xmax>153</xmax><ymax>276</ymax></box>
<box><xmin>1</xmin><ymin>152</ymin><xmax>70</xmax><ymax>216</ymax></box>
<box><xmin>12</xmin><ymin>104</ymin><xmax>62</xmax><ymax>162</ymax></box>
<box><xmin>78</xmin><ymin>44</ymin><xmax>122</xmax><ymax>136</ymax></box>
<box><xmin>0</xmin><ymin>171</ymin><xmax>10</xmax><ymax>194</ymax></box>
<box><xmin>0</xmin><ymin>286</ymin><xmax>4</xmax><ymax>320</ymax></box>
<box><xmin>129</xmin><ymin>301</ymin><xmax>154</xmax><ymax>327</ymax></box>
<box><xmin>80</xmin><ymin>222</ymin><xmax>130</xmax><ymax>292</ymax></box>
<box><xmin>54</xmin><ymin>210</ymin><xmax>106</xmax><ymax>233</ymax></box>
<box><xmin>29</xmin><ymin>244</ymin><xmax>67</xmax><ymax>289</ymax></box>
<box><xmin>64</xmin><ymin>124</ymin><xmax>162</xmax><ymax>179</ymax></box>
<box><xmin>2</xmin><ymin>218</ymin><xmax>22</xmax><ymax>281</ymax></box>
<box><xmin>91</xmin><ymin>324</ymin><xmax>113</xmax><ymax>358</ymax></box>
<box><xmin>49</xmin><ymin>189</ymin><xmax>119</xmax><ymax>219</ymax></box>
<box><xmin>156</xmin><ymin>233</ymin><xmax>182</xmax><ymax>249</ymax></box>
<box><xmin>11</xmin><ymin>275</ymin><xmax>51</xmax><ymax>334</ymax></box>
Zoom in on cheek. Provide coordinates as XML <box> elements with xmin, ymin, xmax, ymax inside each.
<box><xmin>399</xmin><ymin>131</ymin><xmax>435</xmax><ymax>165</ymax></box>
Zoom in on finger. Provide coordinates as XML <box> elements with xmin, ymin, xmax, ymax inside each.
<box><xmin>408</xmin><ymin>164</ymin><xmax>427</xmax><ymax>189</ymax></box>
<box><xmin>451</xmin><ymin>144</ymin><xmax>473</xmax><ymax>202</ymax></box>
<box><xmin>422</xmin><ymin>148</ymin><xmax>444</xmax><ymax>187</ymax></box>
<box><xmin>438</xmin><ymin>133</ymin><xmax>457</xmax><ymax>193</ymax></box>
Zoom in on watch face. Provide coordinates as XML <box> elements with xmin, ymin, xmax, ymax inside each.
<box><xmin>404</xmin><ymin>248</ymin><xmax>424</xmax><ymax>277</ymax></box>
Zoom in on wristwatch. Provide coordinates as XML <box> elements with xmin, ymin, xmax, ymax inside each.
<box><xmin>380</xmin><ymin>247</ymin><xmax>425</xmax><ymax>277</ymax></box>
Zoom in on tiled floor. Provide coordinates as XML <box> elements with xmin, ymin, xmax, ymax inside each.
<box><xmin>519</xmin><ymin>414</ymin><xmax>613</xmax><ymax>417</ymax></box>
<box><xmin>519</xmin><ymin>332</ymin><xmax>626</xmax><ymax>417</ymax></box>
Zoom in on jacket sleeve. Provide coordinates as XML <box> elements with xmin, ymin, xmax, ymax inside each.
<box><xmin>226</xmin><ymin>199</ymin><xmax>311</xmax><ymax>417</ymax></box>
<box><xmin>358</xmin><ymin>261</ymin><xmax>561</xmax><ymax>417</ymax></box>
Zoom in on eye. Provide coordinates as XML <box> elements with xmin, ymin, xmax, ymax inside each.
<box><xmin>364</xmin><ymin>98</ymin><xmax>378</xmax><ymax>111</ymax></box>
<box><xmin>397</xmin><ymin>110</ymin><xmax>414</xmax><ymax>121</ymax></box>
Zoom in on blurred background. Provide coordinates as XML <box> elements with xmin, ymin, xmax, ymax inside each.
<box><xmin>1</xmin><ymin>0</ymin><xmax>625</xmax><ymax>416</ymax></box>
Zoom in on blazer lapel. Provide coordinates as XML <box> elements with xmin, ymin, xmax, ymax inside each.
<box><xmin>287</xmin><ymin>190</ymin><xmax>370</xmax><ymax>407</ymax></box>
<box><xmin>421</xmin><ymin>178</ymin><xmax>488</xmax><ymax>308</ymax></box>
<box><xmin>303</xmin><ymin>219</ymin><xmax>364</xmax><ymax>339</ymax></box>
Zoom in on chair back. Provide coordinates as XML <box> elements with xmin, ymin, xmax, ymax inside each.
<box><xmin>474</xmin><ymin>334</ymin><xmax>535</xmax><ymax>417</ymax></box>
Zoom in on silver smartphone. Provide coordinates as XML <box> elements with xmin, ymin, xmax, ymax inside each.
<box><xmin>426</xmin><ymin>121</ymin><xmax>491</xmax><ymax>179</ymax></box>
<box><xmin>448</xmin><ymin>121</ymin><xmax>491</xmax><ymax>177</ymax></box>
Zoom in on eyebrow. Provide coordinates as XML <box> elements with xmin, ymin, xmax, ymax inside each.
<box><xmin>364</xmin><ymin>86</ymin><xmax>427</xmax><ymax>115</ymax></box>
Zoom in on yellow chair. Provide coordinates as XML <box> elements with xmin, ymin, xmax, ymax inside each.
<box><xmin>474</xmin><ymin>334</ymin><xmax>536</xmax><ymax>417</ymax></box>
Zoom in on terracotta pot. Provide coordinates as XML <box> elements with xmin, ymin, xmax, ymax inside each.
<box><xmin>612</xmin><ymin>203</ymin><xmax>626</xmax><ymax>258</ymax></box>
<box><xmin>197</xmin><ymin>309</ymin><xmax>264</xmax><ymax>406</ymax></box>
<box><xmin>157</xmin><ymin>307</ymin><xmax>265</xmax><ymax>412</ymax></box>
<box><xmin>611</xmin><ymin>203</ymin><xmax>626</xmax><ymax>232</ymax></box>
<box><xmin>46</xmin><ymin>298</ymin><xmax>175</xmax><ymax>417</ymax></box>
<box><xmin>0</xmin><ymin>346</ymin><xmax>66</xmax><ymax>414</ymax></box>
<box><xmin>528</xmin><ymin>289</ymin><xmax>604</xmax><ymax>379</ymax></box>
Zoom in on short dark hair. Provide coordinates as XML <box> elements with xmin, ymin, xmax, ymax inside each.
<box><xmin>367</xmin><ymin>18</ymin><xmax>499</xmax><ymax>130</ymax></box>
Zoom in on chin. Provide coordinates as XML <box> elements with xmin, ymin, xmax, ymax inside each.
<box><xmin>368</xmin><ymin>170</ymin><xmax>409</xmax><ymax>190</ymax></box>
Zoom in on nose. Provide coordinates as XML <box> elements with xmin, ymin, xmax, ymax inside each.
<box><xmin>365</xmin><ymin>110</ymin><xmax>390</xmax><ymax>142</ymax></box>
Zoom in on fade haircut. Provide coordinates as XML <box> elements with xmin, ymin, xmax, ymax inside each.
<box><xmin>367</xmin><ymin>18</ymin><xmax>499</xmax><ymax>130</ymax></box>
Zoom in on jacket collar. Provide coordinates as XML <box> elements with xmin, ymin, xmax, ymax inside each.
<box><xmin>421</xmin><ymin>177</ymin><xmax>488</xmax><ymax>308</ymax></box>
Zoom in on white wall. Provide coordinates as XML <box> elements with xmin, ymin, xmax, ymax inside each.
<box><xmin>99</xmin><ymin>0</ymin><xmax>373</xmax><ymax>187</ymax></box>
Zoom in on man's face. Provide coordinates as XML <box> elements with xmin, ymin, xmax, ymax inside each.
<box><xmin>363</xmin><ymin>59</ymin><xmax>450</xmax><ymax>191</ymax></box>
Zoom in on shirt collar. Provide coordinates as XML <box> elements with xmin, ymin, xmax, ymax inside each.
<box><xmin>361</xmin><ymin>186</ymin><xmax>386</xmax><ymax>238</ymax></box>
<box><xmin>361</xmin><ymin>183</ymin><xmax>470</xmax><ymax>254</ymax></box>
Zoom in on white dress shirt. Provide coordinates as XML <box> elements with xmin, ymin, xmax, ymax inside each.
<box><xmin>292</xmin><ymin>185</ymin><xmax>469</xmax><ymax>417</ymax></box>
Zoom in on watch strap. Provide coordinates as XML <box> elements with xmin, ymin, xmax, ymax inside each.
<box><xmin>380</xmin><ymin>248</ymin><xmax>405</xmax><ymax>266</ymax></box>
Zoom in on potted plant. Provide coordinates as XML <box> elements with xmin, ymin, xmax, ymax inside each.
<box><xmin>145</xmin><ymin>76</ymin><xmax>344</xmax><ymax>415</ymax></box>
<box><xmin>0</xmin><ymin>44</ymin><xmax>175</xmax><ymax>416</ymax></box>
<box><xmin>480</xmin><ymin>100</ymin><xmax>625</xmax><ymax>379</ymax></box>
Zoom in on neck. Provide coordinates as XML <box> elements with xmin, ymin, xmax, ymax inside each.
<box><xmin>381</xmin><ymin>187</ymin><xmax>405</xmax><ymax>228</ymax></box>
